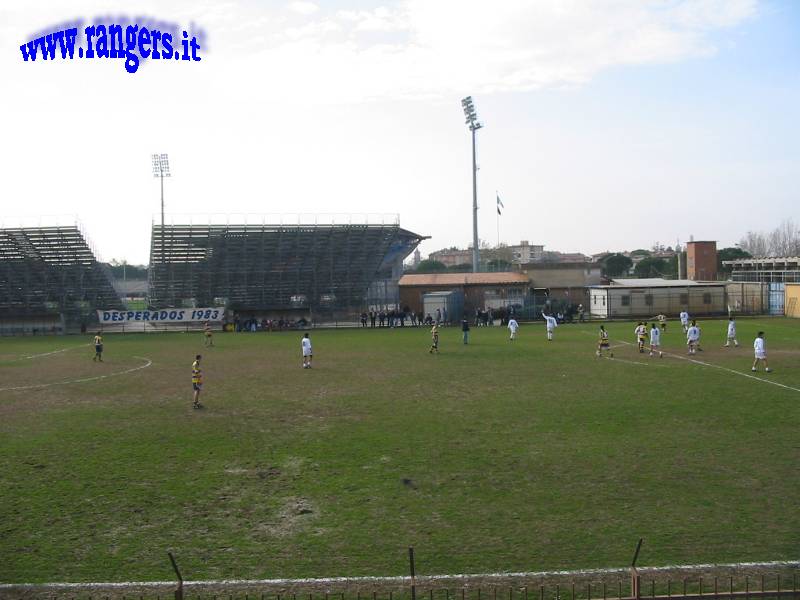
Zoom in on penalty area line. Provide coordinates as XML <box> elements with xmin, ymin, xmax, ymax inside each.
<box><xmin>613</xmin><ymin>339</ymin><xmax>800</xmax><ymax>394</ymax></box>
<box><xmin>580</xmin><ymin>332</ymin><xmax>661</xmax><ymax>366</ymax></box>
<box><xmin>1</xmin><ymin>343</ymin><xmax>92</xmax><ymax>363</ymax></box>
<box><xmin>0</xmin><ymin>356</ymin><xmax>153</xmax><ymax>392</ymax></box>
<box><xmin>600</xmin><ymin>356</ymin><xmax>652</xmax><ymax>367</ymax></box>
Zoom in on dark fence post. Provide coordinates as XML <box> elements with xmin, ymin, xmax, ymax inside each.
<box><xmin>168</xmin><ymin>551</ymin><xmax>184</xmax><ymax>600</ymax></box>
<box><xmin>409</xmin><ymin>546</ymin><xmax>416</xmax><ymax>600</ymax></box>
<box><xmin>630</xmin><ymin>538</ymin><xmax>643</xmax><ymax>600</ymax></box>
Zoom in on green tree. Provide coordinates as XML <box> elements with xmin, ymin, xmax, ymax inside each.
<box><xmin>486</xmin><ymin>258</ymin><xmax>513</xmax><ymax>271</ymax></box>
<box><xmin>633</xmin><ymin>257</ymin><xmax>667</xmax><ymax>278</ymax></box>
<box><xmin>661</xmin><ymin>255</ymin><xmax>678</xmax><ymax>278</ymax></box>
<box><xmin>601</xmin><ymin>253</ymin><xmax>633</xmax><ymax>277</ymax></box>
<box><xmin>415</xmin><ymin>259</ymin><xmax>448</xmax><ymax>273</ymax></box>
<box><xmin>447</xmin><ymin>263</ymin><xmax>472</xmax><ymax>272</ymax></box>
<box><xmin>630</xmin><ymin>249</ymin><xmax>651</xmax><ymax>257</ymax></box>
<box><xmin>717</xmin><ymin>247</ymin><xmax>752</xmax><ymax>277</ymax></box>
<box><xmin>105</xmin><ymin>261</ymin><xmax>148</xmax><ymax>279</ymax></box>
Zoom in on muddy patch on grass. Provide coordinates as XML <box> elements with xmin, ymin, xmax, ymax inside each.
<box><xmin>224</xmin><ymin>456</ymin><xmax>306</xmax><ymax>480</ymax></box>
<box><xmin>259</xmin><ymin>496</ymin><xmax>317</xmax><ymax>538</ymax></box>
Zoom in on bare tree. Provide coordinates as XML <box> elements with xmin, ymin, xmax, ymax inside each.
<box><xmin>767</xmin><ymin>219</ymin><xmax>800</xmax><ymax>257</ymax></box>
<box><xmin>738</xmin><ymin>231</ymin><xmax>768</xmax><ymax>257</ymax></box>
<box><xmin>739</xmin><ymin>219</ymin><xmax>800</xmax><ymax>257</ymax></box>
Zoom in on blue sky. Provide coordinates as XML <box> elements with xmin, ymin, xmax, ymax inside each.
<box><xmin>0</xmin><ymin>0</ymin><xmax>797</xmax><ymax>264</ymax></box>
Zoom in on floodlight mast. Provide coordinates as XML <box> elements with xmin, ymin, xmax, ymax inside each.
<box><xmin>461</xmin><ymin>96</ymin><xmax>483</xmax><ymax>273</ymax></box>
<box><xmin>152</xmin><ymin>154</ymin><xmax>170</xmax><ymax>260</ymax></box>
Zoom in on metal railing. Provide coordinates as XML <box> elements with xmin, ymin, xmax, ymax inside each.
<box><xmin>1</xmin><ymin>546</ymin><xmax>797</xmax><ymax>600</ymax></box>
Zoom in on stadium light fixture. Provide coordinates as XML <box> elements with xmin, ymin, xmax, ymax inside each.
<box><xmin>152</xmin><ymin>153</ymin><xmax>171</xmax><ymax>261</ymax></box>
<box><xmin>461</xmin><ymin>97</ymin><xmax>483</xmax><ymax>273</ymax></box>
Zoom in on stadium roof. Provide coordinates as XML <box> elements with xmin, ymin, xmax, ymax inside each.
<box><xmin>399</xmin><ymin>272</ymin><xmax>529</xmax><ymax>286</ymax></box>
<box><xmin>591</xmin><ymin>278</ymin><xmax>725</xmax><ymax>289</ymax></box>
<box><xmin>722</xmin><ymin>257</ymin><xmax>800</xmax><ymax>265</ymax></box>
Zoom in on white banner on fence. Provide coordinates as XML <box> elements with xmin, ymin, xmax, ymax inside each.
<box><xmin>97</xmin><ymin>308</ymin><xmax>225</xmax><ymax>323</ymax></box>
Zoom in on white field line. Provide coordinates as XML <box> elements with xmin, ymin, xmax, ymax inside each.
<box><xmin>1</xmin><ymin>560</ymin><xmax>798</xmax><ymax>592</ymax></box>
<box><xmin>600</xmin><ymin>356</ymin><xmax>651</xmax><ymax>367</ymax></box>
<box><xmin>612</xmin><ymin>339</ymin><xmax>800</xmax><ymax>394</ymax></box>
<box><xmin>581</xmin><ymin>333</ymin><xmax>659</xmax><ymax>367</ymax></box>
<box><xmin>1</xmin><ymin>343</ymin><xmax>91</xmax><ymax>362</ymax></box>
<box><xmin>0</xmin><ymin>356</ymin><xmax>152</xmax><ymax>392</ymax></box>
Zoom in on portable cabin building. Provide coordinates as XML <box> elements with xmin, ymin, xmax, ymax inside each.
<box><xmin>588</xmin><ymin>279</ymin><xmax>726</xmax><ymax>319</ymax></box>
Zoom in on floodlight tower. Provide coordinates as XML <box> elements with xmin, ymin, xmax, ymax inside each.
<box><xmin>462</xmin><ymin>96</ymin><xmax>483</xmax><ymax>273</ymax></box>
<box><xmin>152</xmin><ymin>153</ymin><xmax>170</xmax><ymax>258</ymax></box>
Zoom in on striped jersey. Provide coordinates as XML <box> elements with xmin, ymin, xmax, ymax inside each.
<box><xmin>192</xmin><ymin>360</ymin><xmax>203</xmax><ymax>384</ymax></box>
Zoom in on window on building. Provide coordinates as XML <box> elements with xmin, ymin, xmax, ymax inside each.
<box><xmin>593</xmin><ymin>295</ymin><xmax>597</xmax><ymax>305</ymax></box>
<box><xmin>603</xmin><ymin>296</ymin><xmax>606</xmax><ymax>306</ymax></box>
<box><xmin>621</xmin><ymin>295</ymin><xmax>630</xmax><ymax>306</ymax></box>
<box><xmin>680</xmin><ymin>293</ymin><xmax>689</xmax><ymax>304</ymax></box>
<box><xmin>703</xmin><ymin>292</ymin><xmax>712</xmax><ymax>304</ymax></box>
<box><xmin>645</xmin><ymin>294</ymin><xmax>653</xmax><ymax>306</ymax></box>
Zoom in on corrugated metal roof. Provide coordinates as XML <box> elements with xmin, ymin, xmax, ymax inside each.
<box><xmin>399</xmin><ymin>272</ymin><xmax>529</xmax><ymax>286</ymax></box>
<box><xmin>590</xmin><ymin>278</ymin><xmax>726</xmax><ymax>289</ymax></box>
<box><xmin>722</xmin><ymin>257</ymin><xmax>800</xmax><ymax>265</ymax></box>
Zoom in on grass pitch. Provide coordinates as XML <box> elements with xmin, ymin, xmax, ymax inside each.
<box><xmin>1</xmin><ymin>318</ymin><xmax>799</xmax><ymax>584</ymax></box>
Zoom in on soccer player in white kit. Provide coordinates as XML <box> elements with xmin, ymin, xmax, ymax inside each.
<box><xmin>541</xmin><ymin>312</ymin><xmax>558</xmax><ymax>341</ymax></box>
<box><xmin>752</xmin><ymin>331</ymin><xmax>772</xmax><ymax>372</ymax></box>
<box><xmin>507</xmin><ymin>317</ymin><xmax>519</xmax><ymax>341</ymax></box>
<box><xmin>686</xmin><ymin>321</ymin><xmax>700</xmax><ymax>355</ymax></box>
<box><xmin>301</xmin><ymin>333</ymin><xmax>313</xmax><ymax>368</ymax></box>
<box><xmin>649</xmin><ymin>323</ymin><xmax>663</xmax><ymax>357</ymax></box>
<box><xmin>724</xmin><ymin>317</ymin><xmax>739</xmax><ymax>347</ymax></box>
<box><xmin>679</xmin><ymin>310</ymin><xmax>690</xmax><ymax>333</ymax></box>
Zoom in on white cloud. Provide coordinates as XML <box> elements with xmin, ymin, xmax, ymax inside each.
<box><xmin>335</xmin><ymin>6</ymin><xmax>407</xmax><ymax>32</ymax></box>
<box><xmin>284</xmin><ymin>19</ymin><xmax>341</xmax><ymax>40</ymax></box>
<box><xmin>288</xmin><ymin>1</ymin><xmax>320</xmax><ymax>16</ymax></box>
<box><xmin>252</xmin><ymin>0</ymin><xmax>759</xmax><ymax>103</ymax></box>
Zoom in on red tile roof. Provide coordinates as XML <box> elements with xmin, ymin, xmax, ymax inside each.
<box><xmin>399</xmin><ymin>272</ymin><xmax>529</xmax><ymax>286</ymax></box>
